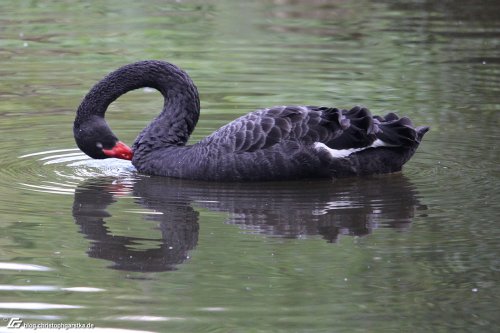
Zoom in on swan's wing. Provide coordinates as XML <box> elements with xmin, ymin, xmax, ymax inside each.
<box><xmin>199</xmin><ymin>105</ymin><xmax>350</xmax><ymax>153</ymax></box>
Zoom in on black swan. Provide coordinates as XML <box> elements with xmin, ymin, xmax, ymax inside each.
<box><xmin>74</xmin><ymin>60</ymin><xmax>429</xmax><ymax>181</ymax></box>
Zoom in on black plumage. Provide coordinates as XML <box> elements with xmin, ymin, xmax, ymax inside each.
<box><xmin>74</xmin><ymin>60</ymin><xmax>429</xmax><ymax>181</ymax></box>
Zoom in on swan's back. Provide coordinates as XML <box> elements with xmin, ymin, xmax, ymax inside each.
<box><xmin>133</xmin><ymin>105</ymin><xmax>428</xmax><ymax>181</ymax></box>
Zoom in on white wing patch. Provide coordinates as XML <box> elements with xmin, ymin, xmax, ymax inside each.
<box><xmin>313</xmin><ymin>142</ymin><xmax>362</xmax><ymax>158</ymax></box>
<box><xmin>313</xmin><ymin>139</ymin><xmax>391</xmax><ymax>159</ymax></box>
<box><xmin>370</xmin><ymin>139</ymin><xmax>388</xmax><ymax>148</ymax></box>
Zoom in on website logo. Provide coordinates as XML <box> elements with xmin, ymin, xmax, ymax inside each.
<box><xmin>6</xmin><ymin>317</ymin><xmax>23</xmax><ymax>328</ymax></box>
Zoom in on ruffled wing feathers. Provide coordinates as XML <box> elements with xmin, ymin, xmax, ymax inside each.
<box><xmin>197</xmin><ymin>105</ymin><xmax>428</xmax><ymax>156</ymax></box>
<box><xmin>200</xmin><ymin>105</ymin><xmax>348</xmax><ymax>153</ymax></box>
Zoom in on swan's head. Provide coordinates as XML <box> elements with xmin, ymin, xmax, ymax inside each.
<box><xmin>73</xmin><ymin>116</ymin><xmax>133</xmax><ymax>160</ymax></box>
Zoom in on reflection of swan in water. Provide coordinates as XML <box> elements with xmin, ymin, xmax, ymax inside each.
<box><xmin>72</xmin><ymin>178</ymin><xmax>199</xmax><ymax>272</ymax></box>
<box><xmin>72</xmin><ymin>175</ymin><xmax>425</xmax><ymax>271</ymax></box>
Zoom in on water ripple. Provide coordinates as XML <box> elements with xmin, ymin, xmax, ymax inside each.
<box><xmin>0</xmin><ymin>262</ymin><xmax>51</xmax><ymax>271</ymax></box>
<box><xmin>114</xmin><ymin>315</ymin><xmax>185</xmax><ymax>322</ymax></box>
<box><xmin>15</xmin><ymin>149</ymin><xmax>136</xmax><ymax>195</ymax></box>
<box><xmin>0</xmin><ymin>285</ymin><xmax>104</xmax><ymax>292</ymax></box>
<box><xmin>0</xmin><ymin>302</ymin><xmax>82</xmax><ymax>310</ymax></box>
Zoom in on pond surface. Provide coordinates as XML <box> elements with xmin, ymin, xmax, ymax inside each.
<box><xmin>1</xmin><ymin>0</ymin><xmax>499</xmax><ymax>332</ymax></box>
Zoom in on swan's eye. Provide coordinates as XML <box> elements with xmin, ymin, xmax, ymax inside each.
<box><xmin>96</xmin><ymin>142</ymin><xmax>103</xmax><ymax>149</ymax></box>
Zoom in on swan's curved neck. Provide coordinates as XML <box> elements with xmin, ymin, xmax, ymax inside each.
<box><xmin>76</xmin><ymin>60</ymin><xmax>200</xmax><ymax>147</ymax></box>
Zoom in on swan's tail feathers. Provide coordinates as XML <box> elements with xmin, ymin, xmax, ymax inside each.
<box><xmin>323</xmin><ymin>111</ymin><xmax>429</xmax><ymax>178</ymax></box>
<box><xmin>325</xmin><ymin>106</ymin><xmax>377</xmax><ymax>149</ymax></box>
<box><xmin>416</xmin><ymin>126</ymin><xmax>430</xmax><ymax>142</ymax></box>
<box><xmin>377</xmin><ymin>114</ymin><xmax>430</xmax><ymax>147</ymax></box>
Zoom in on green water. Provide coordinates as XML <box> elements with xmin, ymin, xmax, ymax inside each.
<box><xmin>0</xmin><ymin>0</ymin><xmax>499</xmax><ymax>332</ymax></box>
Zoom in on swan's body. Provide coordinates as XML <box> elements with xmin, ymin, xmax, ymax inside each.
<box><xmin>74</xmin><ymin>60</ymin><xmax>428</xmax><ymax>181</ymax></box>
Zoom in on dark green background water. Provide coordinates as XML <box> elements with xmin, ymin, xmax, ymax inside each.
<box><xmin>1</xmin><ymin>0</ymin><xmax>499</xmax><ymax>332</ymax></box>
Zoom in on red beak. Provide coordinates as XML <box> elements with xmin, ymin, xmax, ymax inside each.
<box><xmin>102</xmin><ymin>141</ymin><xmax>134</xmax><ymax>160</ymax></box>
